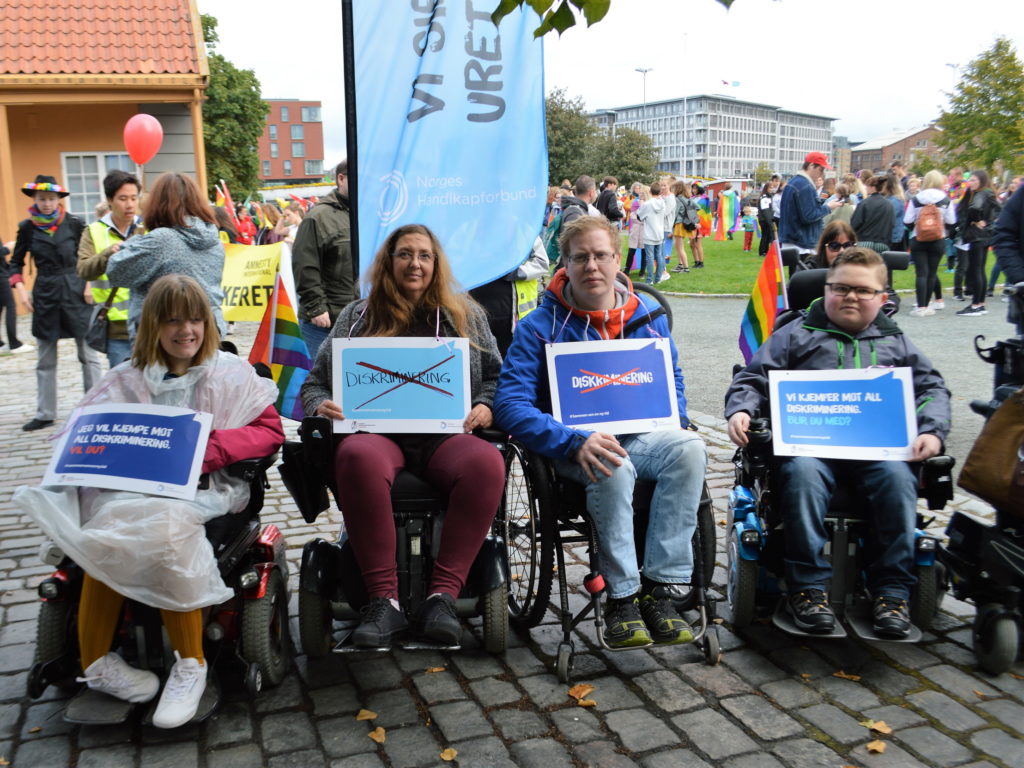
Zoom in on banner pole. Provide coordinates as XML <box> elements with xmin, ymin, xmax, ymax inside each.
<box><xmin>341</xmin><ymin>0</ymin><xmax>359</xmax><ymax>278</ymax></box>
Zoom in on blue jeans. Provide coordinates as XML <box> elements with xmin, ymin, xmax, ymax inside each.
<box><xmin>299</xmin><ymin>319</ymin><xmax>331</xmax><ymax>360</ymax></box>
<box><xmin>777</xmin><ymin>456</ymin><xmax>917</xmax><ymax>600</ymax></box>
<box><xmin>105</xmin><ymin>338</ymin><xmax>132</xmax><ymax>368</ymax></box>
<box><xmin>555</xmin><ymin>430</ymin><xmax>707</xmax><ymax>598</ymax></box>
<box><xmin>644</xmin><ymin>241</ymin><xmax>665</xmax><ymax>284</ymax></box>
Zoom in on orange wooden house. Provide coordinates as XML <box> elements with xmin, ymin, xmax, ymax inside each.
<box><xmin>0</xmin><ymin>0</ymin><xmax>209</xmax><ymax>238</ymax></box>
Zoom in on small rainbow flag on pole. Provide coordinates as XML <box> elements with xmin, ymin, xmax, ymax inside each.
<box><xmin>715</xmin><ymin>189</ymin><xmax>739</xmax><ymax>240</ymax></box>
<box><xmin>249</xmin><ymin>272</ymin><xmax>313</xmax><ymax>421</ymax></box>
<box><xmin>738</xmin><ymin>241</ymin><xmax>788</xmax><ymax>364</ymax></box>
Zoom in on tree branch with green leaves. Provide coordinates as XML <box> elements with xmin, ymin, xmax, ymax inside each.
<box><xmin>492</xmin><ymin>0</ymin><xmax>734</xmax><ymax>37</ymax></box>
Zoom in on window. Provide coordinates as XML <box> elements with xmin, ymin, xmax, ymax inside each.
<box><xmin>270</xmin><ymin>142</ymin><xmax>278</xmax><ymax>158</ymax></box>
<box><xmin>301</xmin><ymin>106</ymin><xmax>321</xmax><ymax>122</ymax></box>
<box><xmin>269</xmin><ymin>125</ymin><xmax>277</xmax><ymax>140</ymax></box>
<box><xmin>262</xmin><ymin>161</ymin><xmax>271</xmax><ymax>177</ymax></box>
<box><xmin>61</xmin><ymin>152</ymin><xmax>133</xmax><ymax>223</ymax></box>
<box><xmin>305</xmin><ymin>160</ymin><xmax>323</xmax><ymax>176</ymax></box>
<box><xmin>283</xmin><ymin>160</ymin><xmax>292</xmax><ymax>176</ymax></box>
<box><xmin>291</xmin><ymin>124</ymin><xmax>304</xmax><ymax>140</ymax></box>
<box><xmin>292</xmin><ymin>142</ymin><xmax>305</xmax><ymax>158</ymax></box>
<box><xmin>280</xmin><ymin>105</ymin><xmax>290</xmax><ymax>122</ymax></box>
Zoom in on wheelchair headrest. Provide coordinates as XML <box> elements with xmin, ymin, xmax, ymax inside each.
<box><xmin>881</xmin><ymin>250</ymin><xmax>910</xmax><ymax>271</ymax></box>
<box><xmin>786</xmin><ymin>269</ymin><xmax>828</xmax><ymax>312</ymax></box>
<box><xmin>780</xmin><ymin>246</ymin><xmax>802</xmax><ymax>268</ymax></box>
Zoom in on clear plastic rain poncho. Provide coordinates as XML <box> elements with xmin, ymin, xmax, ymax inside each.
<box><xmin>14</xmin><ymin>351</ymin><xmax>279</xmax><ymax>611</ymax></box>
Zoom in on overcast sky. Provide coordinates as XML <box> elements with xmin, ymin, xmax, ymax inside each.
<box><xmin>197</xmin><ymin>0</ymin><xmax>1022</xmax><ymax>165</ymax></box>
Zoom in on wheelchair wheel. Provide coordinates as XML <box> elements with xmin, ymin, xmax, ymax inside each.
<box><xmin>973</xmin><ymin>604</ymin><xmax>1019</xmax><ymax>675</ymax></box>
<box><xmin>33</xmin><ymin>601</ymin><xmax>78</xmax><ymax>693</ymax></box>
<box><xmin>910</xmin><ymin>562</ymin><xmax>939</xmax><ymax>631</ymax></box>
<box><xmin>242</xmin><ymin>569</ymin><xmax>289</xmax><ymax>687</ymax></box>
<box><xmin>298</xmin><ymin>587</ymin><xmax>333</xmax><ymax>658</ymax></box>
<box><xmin>482</xmin><ymin>584</ymin><xmax>509</xmax><ymax>653</ymax></box>
<box><xmin>726</xmin><ymin>527</ymin><xmax>757</xmax><ymax>628</ymax></box>
<box><xmin>632</xmin><ymin>282</ymin><xmax>674</xmax><ymax>331</ymax></box>
<box><xmin>500</xmin><ymin>443</ymin><xmax>555</xmax><ymax>630</ymax></box>
<box><xmin>696</xmin><ymin>484</ymin><xmax>717</xmax><ymax>587</ymax></box>
<box><xmin>556</xmin><ymin>642</ymin><xmax>574</xmax><ymax>683</ymax></box>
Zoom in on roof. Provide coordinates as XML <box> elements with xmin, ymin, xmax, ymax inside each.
<box><xmin>850</xmin><ymin>125</ymin><xmax>938</xmax><ymax>153</ymax></box>
<box><xmin>0</xmin><ymin>0</ymin><xmax>203</xmax><ymax>76</ymax></box>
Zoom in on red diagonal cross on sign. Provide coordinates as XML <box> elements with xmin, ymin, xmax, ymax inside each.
<box><xmin>577</xmin><ymin>367</ymin><xmax>642</xmax><ymax>394</ymax></box>
<box><xmin>354</xmin><ymin>356</ymin><xmax>455</xmax><ymax>410</ymax></box>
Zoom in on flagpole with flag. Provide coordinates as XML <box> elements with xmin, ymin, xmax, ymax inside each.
<box><xmin>738</xmin><ymin>241</ymin><xmax>788</xmax><ymax>364</ymax></box>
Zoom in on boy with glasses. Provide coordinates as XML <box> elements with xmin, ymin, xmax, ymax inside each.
<box><xmin>494</xmin><ymin>216</ymin><xmax>707</xmax><ymax>649</ymax></box>
<box><xmin>725</xmin><ymin>248</ymin><xmax>950</xmax><ymax>638</ymax></box>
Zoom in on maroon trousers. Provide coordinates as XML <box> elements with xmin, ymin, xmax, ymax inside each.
<box><xmin>333</xmin><ymin>433</ymin><xmax>505</xmax><ymax>599</ymax></box>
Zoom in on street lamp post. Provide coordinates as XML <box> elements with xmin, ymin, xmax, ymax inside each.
<box><xmin>635</xmin><ymin>67</ymin><xmax>652</xmax><ymax>122</ymax></box>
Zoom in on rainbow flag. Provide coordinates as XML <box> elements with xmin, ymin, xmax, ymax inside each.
<box><xmin>696</xmin><ymin>196</ymin><xmax>712</xmax><ymax>238</ymax></box>
<box><xmin>249</xmin><ymin>272</ymin><xmax>313</xmax><ymax>421</ymax></box>
<box><xmin>738</xmin><ymin>241</ymin><xmax>788</xmax><ymax>364</ymax></box>
<box><xmin>715</xmin><ymin>190</ymin><xmax>739</xmax><ymax>240</ymax></box>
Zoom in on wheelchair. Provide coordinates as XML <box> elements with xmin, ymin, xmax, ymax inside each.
<box><xmin>939</xmin><ymin>281</ymin><xmax>1024</xmax><ymax>674</ymax></box>
<box><xmin>726</xmin><ymin>262</ymin><xmax>955</xmax><ymax>641</ymax></box>
<box><xmin>499</xmin><ymin>441</ymin><xmax>720</xmax><ymax>682</ymax></box>
<box><xmin>27</xmin><ymin>453</ymin><xmax>289</xmax><ymax>725</ymax></box>
<box><xmin>278</xmin><ymin>416</ymin><xmax>509</xmax><ymax>656</ymax></box>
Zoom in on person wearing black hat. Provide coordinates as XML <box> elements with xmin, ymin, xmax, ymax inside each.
<box><xmin>9</xmin><ymin>175</ymin><xmax>101</xmax><ymax>431</ymax></box>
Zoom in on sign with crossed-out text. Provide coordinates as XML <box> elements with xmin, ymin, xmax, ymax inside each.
<box><xmin>546</xmin><ymin>339</ymin><xmax>679</xmax><ymax>434</ymax></box>
<box><xmin>331</xmin><ymin>337</ymin><xmax>471</xmax><ymax>433</ymax></box>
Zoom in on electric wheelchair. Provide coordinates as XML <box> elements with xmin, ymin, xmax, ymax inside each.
<box><xmin>726</xmin><ymin>263</ymin><xmax>956</xmax><ymax>641</ymax></box>
<box><xmin>940</xmin><ymin>281</ymin><xmax>1024</xmax><ymax>674</ymax></box>
<box><xmin>27</xmin><ymin>453</ymin><xmax>289</xmax><ymax>725</ymax></box>
<box><xmin>279</xmin><ymin>416</ymin><xmax>510</xmax><ymax>656</ymax></box>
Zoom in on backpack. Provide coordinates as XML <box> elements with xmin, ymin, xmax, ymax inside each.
<box><xmin>542</xmin><ymin>204</ymin><xmax>584</xmax><ymax>263</ymax></box>
<box><xmin>676</xmin><ymin>198</ymin><xmax>699</xmax><ymax>231</ymax></box>
<box><xmin>915</xmin><ymin>200</ymin><xmax>945</xmax><ymax>242</ymax></box>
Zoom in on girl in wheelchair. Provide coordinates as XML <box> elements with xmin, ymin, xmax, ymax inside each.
<box><xmin>300</xmin><ymin>224</ymin><xmax>505</xmax><ymax>649</ymax></box>
<box><xmin>16</xmin><ymin>275</ymin><xmax>284</xmax><ymax>727</ymax></box>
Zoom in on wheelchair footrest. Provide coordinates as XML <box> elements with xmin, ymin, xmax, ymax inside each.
<box><xmin>64</xmin><ymin>688</ymin><xmax>135</xmax><ymax>725</ymax></box>
<box><xmin>331</xmin><ymin>625</ymin><xmax>460</xmax><ymax>653</ymax></box>
<box><xmin>140</xmin><ymin>676</ymin><xmax>221</xmax><ymax>727</ymax></box>
<box><xmin>772</xmin><ymin>600</ymin><xmax>848</xmax><ymax>639</ymax></box>
<box><xmin>846</xmin><ymin>607</ymin><xmax>923</xmax><ymax>644</ymax></box>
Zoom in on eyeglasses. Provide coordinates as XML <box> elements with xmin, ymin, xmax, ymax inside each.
<box><xmin>394</xmin><ymin>250</ymin><xmax>435</xmax><ymax>263</ymax></box>
<box><xmin>568</xmin><ymin>252</ymin><xmax>615</xmax><ymax>266</ymax></box>
<box><xmin>826</xmin><ymin>282</ymin><xmax>884</xmax><ymax>299</ymax></box>
<box><xmin>826</xmin><ymin>241</ymin><xmax>855</xmax><ymax>252</ymax></box>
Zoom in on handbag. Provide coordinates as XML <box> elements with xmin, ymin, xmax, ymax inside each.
<box><xmin>86</xmin><ymin>289</ymin><xmax>118</xmax><ymax>354</ymax></box>
<box><xmin>958</xmin><ymin>386</ymin><xmax>1024</xmax><ymax>514</ymax></box>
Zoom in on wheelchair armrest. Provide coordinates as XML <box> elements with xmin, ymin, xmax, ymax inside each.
<box><xmin>299</xmin><ymin>416</ymin><xmax>336</xmax><ymax>471</ymax></box>
<box><xmin>224</xmin><ymin>453</ymin><xmax>279</xmax><ymax>482</ymax></box>
<box><xmin>474</xmin><ymin>427</ymin><xmax>507</xmax><ymax>444</ymax></box>
<box><xmin>917</xmin><ymin>454</ymin><xmax>956</xmax><ymax>511</ymax></box>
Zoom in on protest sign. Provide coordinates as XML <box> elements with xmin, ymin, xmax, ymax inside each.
<box><xmin>546</xmin><ymin>339</ymin><xmax>679</xmax><ymax>433</ymax></box>
<box><xmin>43</xmin><ymin>404</ymin><xmax>213</xmax><ymax>500</ymax></box>
<box><xmin>768</xmin><ymin>367</ymin><xmax>916</xmax><ymax>460</ymax></box>
<box><xmin>221</xmin><ymin>242</ymin><xmax>281</xmax><ymax>321</ymax></box>
<box><xmin>331</xmin><ymin>337</ymin><xmax>471</xmax><ymax>433</ymax></box>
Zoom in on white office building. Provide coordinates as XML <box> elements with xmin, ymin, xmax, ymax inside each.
<box><xmin>591</xmin><ymin>94</ymin><xmax>835</xmax><ymax>179</ymax></box>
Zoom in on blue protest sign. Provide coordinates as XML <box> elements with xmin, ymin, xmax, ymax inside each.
<box><xmin>546</xmin><ymin>339</ymin><xmax>679</xmax><ymax>434</ymax></box>
<box><xmin>768</xmin><ymin>368</ymin><xmax>916</xmax><ymax>460</ymax></box>
<box><xmin>43</xmin><ymin>405</ymin><xmax>212</xmax><ymax>500</ymax></box>
<box><xmin>331</xmin><ymin>337</ymin><xmax>471</xmax><ymax>433</ymax></box>
<box><xmin>351</xmin><ymin>2</ymin><xmax>547</xmax><ymax>290</ymax></box>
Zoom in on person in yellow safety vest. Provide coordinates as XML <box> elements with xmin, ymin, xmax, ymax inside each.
<box><xmin>469</xmin><ymin>237</ymin><xmax>548</xmax><ymax>357</ymax></box>
<box><xmin>76</xmin><ymin>170</ymin><xmax>143</xmax><ymax>367</ymax></box>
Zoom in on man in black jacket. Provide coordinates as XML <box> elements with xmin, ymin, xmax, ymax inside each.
<box><xmin>595</xmin><ymin>176</ymin><xmax>623</xmax><ymax>224</ymax></box>
<box><xmin>991</xmin><ymin>183</ymin><xmax>1024</xmax><ymax>331</ymax></box>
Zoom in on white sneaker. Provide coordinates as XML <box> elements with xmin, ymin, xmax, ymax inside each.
<box><xmin>0</xmin><ymin>343</ymin><xmax>8</xmax><ymax>356</ymax></box>
<box><xmin>929</xmin><ymin>300</ymin><xmax>945</xmax><ymax>310</ymax></box>
<box><xmin>76</xmin><ymin>653</ymin><xmax>159</xmax><ymax>703</ymax></box>
<box><xmin>657</xmin><ymin>273</ymin><xmax>671</xmax><ymax>283</ymax></box>
<box><xmin>11</xmin><ymin>342</ymin><xmax>34</xmax><ymax>354</ymax></box>
<box><xmin>153</xmin><ymin>652</ymin><xmax>207</xmax><ymax>728</ymax></box>
<box><xmin>909</xmin><ymin>307</ymin><xmax>935</xmax><ymax>317</ymax></box>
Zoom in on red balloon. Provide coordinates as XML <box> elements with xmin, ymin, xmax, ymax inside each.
<box><xmin>123</xmin><ymin>114</ymin><xmax>164</xmax><ymax>165</ymax></box>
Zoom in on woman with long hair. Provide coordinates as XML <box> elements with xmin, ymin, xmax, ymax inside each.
<box><xmin>107</xmin><ymin>172</ymin><xmax>226</xmax><ymax>337</ymax></box>
<box><xmin>904</xmin><ymin>170</ymin><xmax>956</xmax><ymax>317</ymax></box>
<box><xmin>851</xmin><ymin>175</ymin><xmax>895</xmax><ymax>254</ymax></box>
<box><xmin>300</xmin><ymin>224</ymin><xmax>505</xmax><ymax>648</ymax></box>
<box><xmin>956</xmin><ymin>169</ymin><xmax>1001</xmax><ymax>316</ymax></box>
<box><xmin>813</xmin><ymin>220</ymin><xmax>858</xmax><ymax>268</ymax></box>
<box><xmin>16</xmin><ymin>274</ymin><xmax>283</xmax><ymax>727</ymax></box>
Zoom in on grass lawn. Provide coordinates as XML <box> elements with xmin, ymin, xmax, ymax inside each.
<box><xmin>618</xmin><ymin>233</ymin><xmax>959</xmax><ymax>296</ymax></box>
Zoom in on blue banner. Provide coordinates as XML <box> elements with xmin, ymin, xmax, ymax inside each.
<box><xmin>352</xmin><ymin>1</ymin><xmax>546</xmax><ymax>290</ymax></box>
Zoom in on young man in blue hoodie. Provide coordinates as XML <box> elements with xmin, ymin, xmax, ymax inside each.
<box><xmin>493</xmin><ymin>216</ymin><xmax>707</xmax><ymax>648</ymax></box>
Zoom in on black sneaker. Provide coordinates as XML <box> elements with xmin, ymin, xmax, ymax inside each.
<box><xmin>22</xmin><ymin>418</ymin><xmax>54</xmax><ymax>432</ymax></box>
<box><xmin>872</xmin><ymin>595</ymin><xmax>911</xmax><ymax>638</ymax></box>
<box><xmin>413</xmin><ymin>593</ymin><xmax>461</xmax><ymax>645</ymax></box>
<box><xmin>956</xmin><ymin>305</ymin><xmax>988</xmax><ymax>316</ymax></box>
<box><xmin>352</xmin><ymin>597</ymin><xmax>408</xmax><ymax>647</ymax></box>
<box><xmin>787</xmin><ymin>589</ymin><xmax>836</xmax><ymax>633</ymax></box>
<box><xmin>639</xmin><ymin>584</ymin><xmax>694</xmax><ymax>645</ymax></box>
<box><xmin>953</xmin><ymin>293</ymin><xmax>966</xmax><ymax>301</ymax></box>
<box><xmin>603</xmin><ymin>595</ymin><xmax>652</xmax><ymax>648</ymax></box>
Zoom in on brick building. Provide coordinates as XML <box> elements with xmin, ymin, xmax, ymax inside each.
<box><xmin>849</xmin><ymin>124</ymin><xmax>941</xmax><ymax>173</ymax></box>
<box><xmin>257</xmin><ymin>99</ymin><xmax>325</xmax><ymax>186</ymax></box>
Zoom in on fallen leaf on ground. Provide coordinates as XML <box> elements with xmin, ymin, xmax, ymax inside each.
<box><xmin>27</xmin><ymin>727</ymin><xmax>41</xmax><ymax>734</ymax></box>
<box><xmin>974</xmin><ymin>689</ymin><xmax>987</xmax><ymax>698</ymax></box>
<box><xmin>859</xmin><ymin>719</ymin><xmax>876</xmax><ymax>729</ymax></box>
<box><xmin>568</xmin><ymin>683</ymin><xmax>594</xmax><ymax>701</ymax></box>
<box><xmin>577</xmin><ymin>699</ymin><xmax>597</xmax><ymax>707</ymax></box>
<box><xmin>871</xmin><ymin>721</ymin><xmax>892</xmax><ymax>735</ymax></box>
<box><xmin>712</xmin><ymin>617</ymin><xmax>724</xmax><ymax>624</ymax></box>
<box><xmin>800</xmin><ymin>673</ymin><xmax>812</xmax><ymax>679</ymax></box>
<box><xmin>833</xmin><ymin>670</ymin><xmax>861</xmax><ymax>681</ymax></box>
<box><xmin>425</xmin><ymin>666</ymin><xmax>446</xmax><ymax>674</ymax></box>
<box><xmin>1010</xmin><ymin>672</ymin><xmax>1024</xmax><ymax>680</ymax></box>
<box><xmin>0</xmin><ymin>757</ymin><xmax>9</xmax><ymax>766</ymax></box>
<box><xmin>368</xmin><ymin>727</ymin><xmax>386</xmax><ymax>743</ymax></box>
<box><xmin>717</xmin><ymin>519</ymin><xmax>726</xmax><ymax>526</ymax></box>
<box><xmin>356</xmin><ymin>709</ymin><xmax>377</xmax><ymax>721</ymax></box>
<box><xmin>440</xmin><ymin>748</ymin><xmax>458</xmax><ymax>761</ymax></box>
<box><xmin>866</xmin><ymin>740</ymin><xmax>886</xmax><ymax>754</ymax></box>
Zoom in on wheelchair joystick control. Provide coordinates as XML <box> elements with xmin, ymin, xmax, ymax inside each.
<box><xmin>583</xmin><ymin>572</ymin><xmax>605</xmax><ymax>595</ymax></box>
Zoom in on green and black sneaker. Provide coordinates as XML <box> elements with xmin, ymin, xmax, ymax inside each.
<box><xmin>603</xmin><ymin>595</ymin><xmax>652</xmax><ymax>648</ymax></box>
<box><xmin>640</xmin><ymin>584</ymin><xmax>694</xmax><ymax>645</ymax></box>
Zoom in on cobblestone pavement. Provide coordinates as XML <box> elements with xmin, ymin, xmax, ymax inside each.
<box><xmin>0</xmin><ymin>317</ymin><xmax>1021</xmax><ymax>768</ymax></box>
